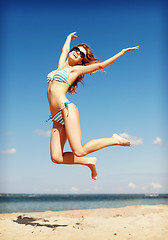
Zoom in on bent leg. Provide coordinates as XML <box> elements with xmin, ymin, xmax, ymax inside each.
<box><xmin>63</xmin><ymin>104</ymin><xmax>131</xmax><ymax>157</ymax></box>
<box><xmin>50</xmin><ymin>121</ymin><xmax>97</xmax><ymax>180</ymax></box>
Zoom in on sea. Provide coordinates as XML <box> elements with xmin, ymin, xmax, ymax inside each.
<box><xmin>0</xmin><ymin>194</ymin><xmax>167</xmax><ymax>214</ymax></box>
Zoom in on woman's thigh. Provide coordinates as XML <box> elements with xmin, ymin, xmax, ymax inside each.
<box><xmin>63</xmin><ymin>104</ymin><xmax>83</xmax><ymax>154</ymax></box>
<box><xmin>50</xmin><ymin>121</ymin><xmax>67</xmax><ymax>162</ymax></box>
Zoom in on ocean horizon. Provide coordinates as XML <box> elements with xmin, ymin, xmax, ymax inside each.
<box><xmin>0</xmin><ymin>193</ymin><xmax>168</xmax><ymax>214</ymax></box>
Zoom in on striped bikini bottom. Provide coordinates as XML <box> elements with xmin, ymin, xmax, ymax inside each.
<box><xmin>46</xmin><ymin>101</ymin><xmax>73</xmax><ymax>125</ymax></box>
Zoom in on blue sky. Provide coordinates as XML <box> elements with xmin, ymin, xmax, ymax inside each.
<box><xmin>0</xmin><ymin>0</ymin><xmax>167</xmax><ymax>194</ymax></box>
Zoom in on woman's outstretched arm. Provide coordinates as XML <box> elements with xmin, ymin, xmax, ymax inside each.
<box><xmin>74</xmin><ymin>46</ymin><xmax>139</xmax><ymax>76</ymax></box>
<box><xmin>58</xmin><ymin>32</ymin><xmax>77</xmax><ymax>68</ymax></box>
<box><xmin>100</xmin><ymin>46</ymin><xmax>139</xmax><ymax>69</ymax></box>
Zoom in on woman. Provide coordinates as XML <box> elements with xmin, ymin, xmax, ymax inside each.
<box><xmin>47</xmin><ymin>32</ymin><xmax>139</xmax><ymax>180</ymax></box>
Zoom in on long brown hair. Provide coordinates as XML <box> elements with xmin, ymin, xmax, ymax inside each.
<box><xmin>68</xmin><ymin>44</ymin><xmax>99</xmax><ymax>94</ymax></box>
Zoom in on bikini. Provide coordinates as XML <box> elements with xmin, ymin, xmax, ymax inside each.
<box><xmin>47</xmin><ymin>68</ymin><xmax>70</xmax><ymax>86</ymax></box>
<box><xmin>46</xmin><ymin>68</ymin><xmax>73</xmax><ymax>125</ymax></box>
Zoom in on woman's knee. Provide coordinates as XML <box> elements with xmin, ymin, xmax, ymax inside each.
<box><xmin>51</xmin><ymin>153</ymin><xmax>63</xmax><ymax>164</ymax></box>
<box><xmin>72</xmin><ymin>147</ymin><xmax>86</xmax><ymax>157</ymax></box>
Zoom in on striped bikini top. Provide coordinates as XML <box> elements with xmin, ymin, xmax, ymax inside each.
<box><xmin>47</xmin><ymin>68</ymin><xmax>70</xmax><ymax>86</ymax></box>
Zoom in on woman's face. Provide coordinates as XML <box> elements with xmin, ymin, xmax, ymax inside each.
<box><xmin>69</xmin><ymin>46</ymin><xmax>86</xmax><ymax>65</ymax></box>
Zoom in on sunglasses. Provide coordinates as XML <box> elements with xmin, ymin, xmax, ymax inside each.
<box><xmin>70</xmin><ymin>47</ymin><xmax>85</xmax><ymax>59</ymax></box>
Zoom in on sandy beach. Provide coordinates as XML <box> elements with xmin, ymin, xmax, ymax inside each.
<box><xmin>0</xmin><ymin>205</ymin><xmax>167</xmax><ymax>240</ymax></box>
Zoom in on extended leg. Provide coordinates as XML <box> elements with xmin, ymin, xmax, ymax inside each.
<box><xmin>63</xmin><ymin>104</ymin><xmax>131</xmax><ymax>157</ymax></box>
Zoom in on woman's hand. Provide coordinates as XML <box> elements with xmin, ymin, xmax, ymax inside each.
<box><xmin>122</xmin><ymin>46</ymin><xmax>139</xmax><ymax>54</ymax></box>
<box><xmin>67</xmin><ymin>32</ymin><xmax>78</xmax><ymax>40</ymax></box>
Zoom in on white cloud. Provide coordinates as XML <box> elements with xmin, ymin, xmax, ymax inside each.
<box><xmin>128</xmin><ymin>182</ymin><xmax>136</xmax><ymax>189</ymax></box>
<box><xmin>120</xmin><ymin>133</ymin><xmax>143</xmax><ymax>146</ymax></box>
<box><xmin>71</xmin><ymin>187</ymin><xmax>78</xmax><ymax>192</ymax></box>
<box><xmin>1</xmin><ymin>148</ymin><xmax>16</xmax><ymax>155</ymax></box>
<box><xmin>150</xmin><ymin>182</ymin><xmax>163</xmax><ymax>189</ymax></box>
<box><xmin>152</xmin><ymin>137</ymin><xmax>162</xmax><ymax>145</ymax></box>
<box><xmin>35</xmin><ymin>130</ymin><xmax>51</xmax><ymax>137</ymax></box>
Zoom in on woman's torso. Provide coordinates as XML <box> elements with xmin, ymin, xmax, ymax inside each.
<box><xmin>47</xmin><ymin>67</ymin><xmax>73</xmax><ymax>115</ymax></box>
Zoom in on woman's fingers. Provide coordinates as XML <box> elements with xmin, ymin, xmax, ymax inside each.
<box><xmin>72</xmin><ymin>34</ymin><xmax>77</xmax><ymax>39</ymax></box>
<box><xmin>70</xmin><ymin>32</ymin><xmax>77</xmax><ymax>39</ymax></box>
<box><xmin>132</xmin><ymin>46</ymin><xmax>139</xmax><ymax>50</ymax></box>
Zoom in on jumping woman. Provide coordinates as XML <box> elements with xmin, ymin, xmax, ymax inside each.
<box><xmin>46</xmin><ymin>32</ymin><xmax>139</xmax><ymax>180</ymax></box>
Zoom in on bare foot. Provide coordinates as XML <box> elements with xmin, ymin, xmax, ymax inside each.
<box><xmin>89</xmin><ymin>164</ymin><xmax>97</xmax><ymax>181</ymax></box>
<box><xmin>88</xmin><ymin>157</ymin><xmax>97</xmax><ymax>181</ymax></box>
<box><xmin>111</xmin><ymin>133</ymin><xmax>131</xmax><ymax>147</ymax></box>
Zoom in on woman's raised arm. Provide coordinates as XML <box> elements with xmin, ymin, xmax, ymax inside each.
<box><xmin>58</xmin><ymin>32</ymin><xmax>77</xmax><ymax>68</ymax></box>
<box><xmin>74</xmin><ymin>46</ymin><xmax>139</xmax><ymax>76</ymax></box>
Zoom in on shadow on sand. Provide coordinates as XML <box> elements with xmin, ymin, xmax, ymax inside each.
<box><xmin>13</xmin><ymin>215</ymin><xmax>68</xmax><ymax>228</ymax></box>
